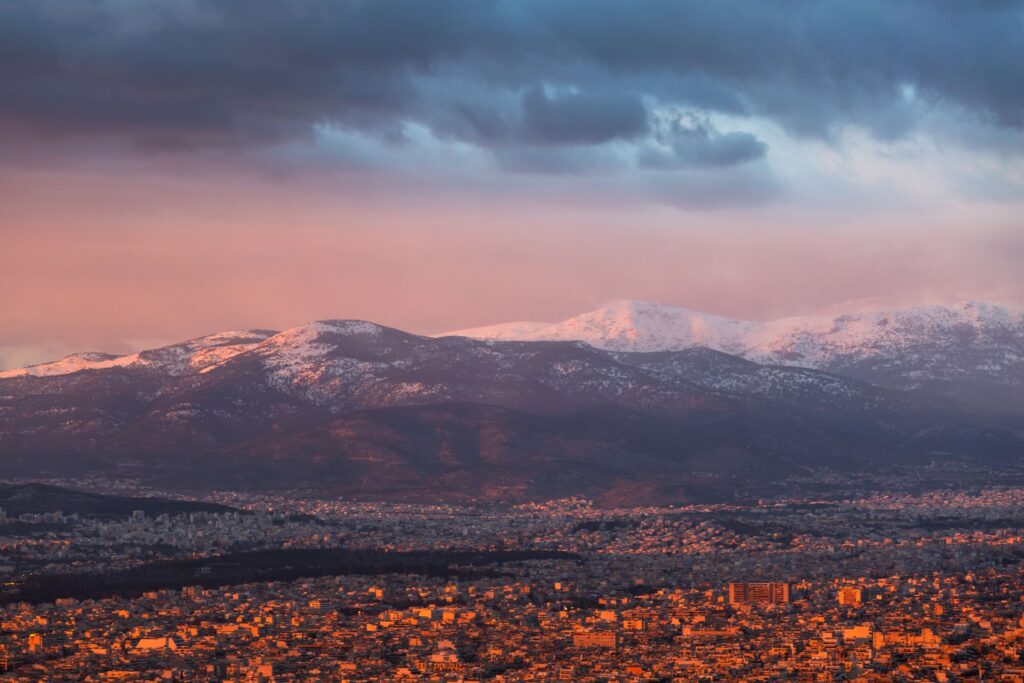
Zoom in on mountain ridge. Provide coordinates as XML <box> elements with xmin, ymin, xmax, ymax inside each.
<box><xmin>443</xmin><ymin>299</ymin><xmax>1024</xmax><ymax>406</ymax></box>
<box><xmin>2</xmin><ymin>313</ymin><xmax>1023</xmax><ymax>502</ymax></box>
<box><xmin>2</xmin><ymin>302</ymin><xmax>1022</xmax><ymax>502</ymax></box>
<box><xmin>8</xmin><ymin>300</ymin><xmax>1022</xmax><ymax>384</ymax></box>
<box><xmin>443</xmin><ymin>299</ymin><xmax>1024</xmax><ymax>355</ymax></box>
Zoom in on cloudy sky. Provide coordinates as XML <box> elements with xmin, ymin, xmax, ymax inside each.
<box><xmin>2</xmin><ymin>0</ymin><xmax>1023</xmax><ymax>368</ymax></box>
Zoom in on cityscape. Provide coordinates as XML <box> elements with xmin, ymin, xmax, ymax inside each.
<box><xmin>3</xmin><ymin>1</ymin><xmax>1024</xmax><ymax>681</ymax></box>
<box><xmin>1</xmin><ymin>478</ymin><xmax>1024</xmax><ymax>680</ymax></box>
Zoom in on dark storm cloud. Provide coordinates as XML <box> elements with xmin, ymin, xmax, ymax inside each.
<box><xmin>1</xmin><ymin>0</ymin><xmax>1022</xmax><ymax>161</ymax></box>
<box><xmin>640</xmin><ymin>113</ymin><xmax>768</xmax><ymax>169</ymax></box>
<box><xmin>519</xmin><ymin>87</ymin><xmax>648</xmax><ymax>145</ymax></box>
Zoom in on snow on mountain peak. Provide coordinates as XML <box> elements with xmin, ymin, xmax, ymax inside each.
<box><xmin>440</xmin><ymin>300</ymin><xmax>1024</xmax><ymax>387</ymax></box>
<box><xmin>444</xmin><ymin>299</ymin><xmax>759</xmax><ymax>353</ymax></box>
<box><xmin>542</xmin><ymin>300</ymin><xmax>762</xmax><ymax>353</ymax></box>
<box><xmin>259</xmin><ymin>320</ymin><xmax>386</xmax><ymax>353</ymax></box>
<box><xmin>4</xmin><ymin>302</ymin><xmax>1022</xmax><ymax>397</ymax></box>
<box><xmin>0</xmin><ymin>321</ymin><xmax>393</xmax><ymax>381</ymax></box>
<box><xmin>255</xmin><ymin>320</ymin><xmax>398</xmax><ymax>406</ymax></box>
<box><xmin>0</xmin><ymin>351</ymin><xmax>133</xmax><ymax>379</ymax></box>
<box><xmin>0</xmin><ymin>329</ymin><xmax>275</xmax><ymax>379</ymax></box>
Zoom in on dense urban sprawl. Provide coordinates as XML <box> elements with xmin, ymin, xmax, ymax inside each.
<box><xmin>1</xmin><ymin>482</ymin><xmax>1024</xmax><ymax>681</ymax></box>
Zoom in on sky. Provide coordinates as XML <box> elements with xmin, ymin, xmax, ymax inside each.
<box><xmin>2</xmin><ymin>0</ymin><xmax>1024</xmax><ymax>369</ymax></box>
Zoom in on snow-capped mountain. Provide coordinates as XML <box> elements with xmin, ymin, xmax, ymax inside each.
<box><xmin>2</xmin><ymin>305</ymin><xmax>1023</xmax><ymax>501</ymax></box>
<box><xmin>446</xmin><ymin>301</ymin><xmax>758</xmax><ymax>353</ymax></box>
<box><xmin>0</xmin><ymin>330</ymin><xmax>275</xmax><ymax>379</ymax></box>
<box><xmin>9</xmin><ymin>300</ymin><xmax>1021</xmax><ymax>399</ymax></box>
<box><xmin>444</xmin><ymin>300</ymin><xmax>1024</xmax><ymax>405</ymax></box>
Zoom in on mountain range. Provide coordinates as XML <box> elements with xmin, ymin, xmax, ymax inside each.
<box><xmin>2</xmin><ymin>301</ymin><xmax>1022</xmax><ymax>503</ymax></box>
<box><xmin>449</xmin><ymin>300</ymin><xmax>1024</xmax><ymax>408</ymax></box>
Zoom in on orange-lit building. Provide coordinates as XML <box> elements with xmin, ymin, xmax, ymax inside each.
<box><xmin>838</xmin><ymin>586</ymin><xmax>863</xmax><ymax>606</ymax></box>
<box><xmin>728</xmin><ymin>582</ymin><xmax>790</xmax><ymax>605</ymax></box>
